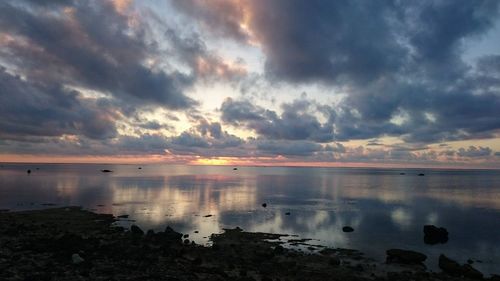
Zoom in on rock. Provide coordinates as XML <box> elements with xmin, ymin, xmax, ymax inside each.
<box><xmin>462</xmin><ymin>264</ymin><xmax>483</xmax><ymax>279</ymax></box>
<box><xmin>27</xmin><ymin>169</ymin><xmax>31</xmax><ymax>174</ymax></box>
<box><xmin>100</xmin><ymin>169</ymin><xmax>113</xmax><ymax>173</ymax></box>
<box><xmin>400</xmin><ymin>172</ymin><xmax>405</xmax><ymax>175</ymax></box>
<box><xmin>418</xmin><ymin>173</ymin><xmax>425</xmax><ymax>176</ymax></box>
<box><xmin>138</xmin><ymin>167</ymin><xmax>142</xmax><ymax>169</ymax></box>
<box><xmin>146</xmin><ymin>229</ymin><xmax>155</xmax><ymax>237</ymax></box>
<box><xmin>184</xmin><ymin>239</ymin><xmax>190</xmax><ymax>244</ymax></box>
<box><xmin>490</xmin><ymin>274</ymin><xmax>500</xmax><ymax>281</ymax></box>
<box><xmin>262</xmin><ymin>203</ymin><xmax>267</xmax><ymax>208</ymax></box>
<box><xmin>274</xmin><ymin>245</ymin><xmax>285</xmax><ymax>254</ymax></box>
<box><xmin>329</xmin><ymin>256</ymin><xmax>341</xmax><ymax>266</ymax></box>
<box><xmin>183</xmin><ymin>234</ymin><xmax>189</xmax><ymax>238</ymax></box>
<box><xmin>130</xmin><ymin>225</ymin><xmax>144</xmax><ymax>235</ymax></box>
<box><xmin>439</xmin><ymin>254</ymin><xmax>462</xmax><ymax>276</ymax></box>
<box><xmin>194</xmin><ymin>230</ymin><xmax>199</xmax><ymax>233</ymax></box>
<box><xmin>72</xmin><ymin>253</ymin><xmax>85</xmax><ymax>264</ymax></box>
<box><xmin>439</xmin><ymin>255</ymin><xmax>484</xmax><ymax>279</ymax></box>
<box><xmin>233</xmin><ymin>167</ymin><xmax>238</xmax><ymax>170</ymax></box>
<box><xmin>163</xmin><ymin>226</ymin><xmax>183</xmax><ymax>241</ymax></box>
<box><xmin>285</xmin><ymin>212</ymin><xmax>291</xmax><ymax>215</ymax></box>
<box><xmin>342</xmin><ymin>226</ymin><xmax>354</xmax><ymax>232</ymax></box>
<box><xmin>423</xmin><ymin>225</ymin><xmax>448</xmax><ymax>244</ymax></box>
<box><xmin>386</xmin><ymin>249</ymin><xmax>427</xmax><ymax>264</ymax></box>
<box><xmin>204</xmin><ymin>214</ymin><xmax>213</xmax><ymax>217</ymax></box>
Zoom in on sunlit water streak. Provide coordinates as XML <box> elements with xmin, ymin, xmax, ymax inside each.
<box><xmin>0</xmin><ymin>164</ymin><xmax>499</xmax><ymax>274</ymax></box>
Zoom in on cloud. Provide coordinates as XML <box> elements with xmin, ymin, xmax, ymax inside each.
<box><xmin>221</xmin><ymin>98</ymin><xmax>335</xmax><ymax>142</ymax></box>
<box><xmin>175</xmin><ymin>0</ymin><xmax>500</xmax><ymax>144</ymax></box>
<box><xmin>0</xmin><ymin>0</ymin><xmax>197</xmax><ymax>108</ymax></box>
<box><xmin>0</xmin><ymin>0</ymin><xmax>207</xmax><ymax>144</ymax></box>
<box><xmin>173</xmin><ymin>1</ymin><xmax>499</xmax><ymax>83</ymax></box>
<box><xmin>255</xmin><ymin>139</ymin><xmax>322</xmax><ymax>157</ymax></box>
<box><xmin>0</xmin><ymin>68</ymin><xmax>118</xmax><ymax>140</ymax></box>
<box><xmin>457</xmin><ymin>146</ymin><xmax>492</xmax><ymax>158</ymax></box>
<box><xmin>166</xmin><ymin>120</ymin><xmax>244</xmax><ymax>156</ymax></box>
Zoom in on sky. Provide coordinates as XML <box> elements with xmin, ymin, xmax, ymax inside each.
<box><xmin>0</xmin><ymin>0</ymin><xmax>499</xmax><ymax>168</ymax></box>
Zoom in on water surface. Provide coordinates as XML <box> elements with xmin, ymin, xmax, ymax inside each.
<box><xmin>0</xmin><ymin>164</ymin><xmax>499</xmax><ymax>274</ymax></box>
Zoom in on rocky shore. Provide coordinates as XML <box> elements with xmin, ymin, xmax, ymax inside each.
<box><xmin>0</xmin><ymin>207</ymin><xmax>497</xmax><ymax>281</ymax></box>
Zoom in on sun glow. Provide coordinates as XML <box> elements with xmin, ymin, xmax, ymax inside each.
<box><xmin>193</xmin><ymin>158</ymin><xmax>230</xmax><ymax>166</ymax></box>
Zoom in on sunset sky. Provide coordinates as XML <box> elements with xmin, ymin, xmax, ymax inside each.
<box><xmin>0</xmin><ymin>0</ymin><xmax>499</xmax><ymax>168</ymax></box>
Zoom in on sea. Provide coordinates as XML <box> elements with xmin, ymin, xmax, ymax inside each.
<box><xmin>0</xmin><ymin>163</ymin><xmax>499</xmax><ymax>275</ymax></box>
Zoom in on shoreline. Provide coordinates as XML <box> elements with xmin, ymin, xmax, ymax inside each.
<box><xmin>0</xmin><ymin>207</ymin><xmax>497</xmax><ymax>281</ymax></box>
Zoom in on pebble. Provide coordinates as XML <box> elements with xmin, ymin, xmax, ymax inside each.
<box><xmin>72</xmin><ymin>253</ymin><xmax>85</xmax><ymax>264</ymax></box>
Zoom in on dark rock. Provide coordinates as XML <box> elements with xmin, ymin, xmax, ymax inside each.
<box><xmin>72</xmin><ymin>253</ymin><xmax>85</xmax><ymax>264</ymax></box>
<box><xmin>163</xmin><ymin>226</ymin><xmax>183</xmax><ymax>242</ymax></box>
<box><xmin>342</xmin><ymin>226</ymin><xmax>354</xmax><ymax>232</ymax></box>
<box><xmin>490</xmin><ymin>274</ymin><xmax>500</xmax><ymax>281</ymax></box>
<box><xmin>274</xmin><ymin>245</ymin><xmax>285</xmax><ymax>254</ymax></box>
<box><xmin>183</xmin><ymin>234</ymin><xmax>189</xmax><ymax>238</ymax></box>
<box><xmin>100</xmin><ymin>169</ymin><xmax>113</xmax><ymax>173</ymax></box>
<box><xmin>146</xmin><ymin>229</ymin><xmax>155</xmax><ymax>238</ymax></box>
<box><xmin>138</xmin><ymin>167</ymin><xmax>142</xmax><ymax>169</ymax></box>
<box><xmin>192</xmin><ymin>257</ymin><xmax>202</xmax><ymax>265</ymax></box>
<box><xmin>386</xmin><ymin>249</ymin><xmax>427</xmax><ymax>264</ymax></box>
<box><xmin>233</xmin><ymin>167</ymin><xmax>238</xmax><ymax>170</ymax></box>
<box><xmin>439</xmin><ymin>254</ymin><xmax>462</xmax><ymax>276</ymax></box>
<box><xmin>418</xmin><ymin>173</ymin><xmax>425</xmax><ymax>176</ymax></box>
<box><xmin>194</xmin><ymin>230</ymin><xmax>199</xmax><ymax>233</ymax></box>
<box><xmin>439</xmin><ymin>255</ymin><xmax>483</xmax><ymax>279</ymax></box>
<box><xmin>329</xmin><ymin>256</ymin><xmax>341</xmax><ymax>266</ymax></box>
<box><xmin>285</xmin><ymin>212</ymin><xmax>291</xmax><ymax>215</ymax></box>
<box><xmin>184</xmin><ymin>239</ymin><xmax>190</xmax><ymax>244</ymax></box>
<box><xmin>27</xmin><ymin>169</ymin><xmax>31</xmax><ymax>174</ymax></box>
<box><xmin>262</xmin><ymin>203</ymin><xmax>267</xmax><ymax>208</ymax></box>
<box><xmin>462</xmin><ymin>264</ymin><xmax>483</xmax><ymax>279</ymax></box>
<box><xmin>204</xmin><ymin>214</ymin><xmax>213</xmax><ymax>217</ymax></box>
<box><xmin>423</xmin><ymin>225</ymin><xmax>448</xmax><ymax>244</ymax></box>
<box><xmin>400</xmin><ymin>172</ymin><xmax>405</xmax><ymax>175</ymax></box>
<box><xmin>53</xmin><ymin>233</ymin><xmax>87</xmax><ymax>253</ymax></box>
<box><xmin>130</xmin><ymin>225</ymin><xmax>144</xmax><ymax>235</ymax></box>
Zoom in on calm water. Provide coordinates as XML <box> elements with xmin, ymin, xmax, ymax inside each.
<box><xmin>0</xmin><ymin>163</ymin><xmax>499</xmax><ymax>274</ymax></box>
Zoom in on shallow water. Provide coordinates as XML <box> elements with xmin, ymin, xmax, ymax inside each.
<box><xmin>1</xmin><ymin>163</ymin><xmax>499</xmax><ymax>274</ymax></box>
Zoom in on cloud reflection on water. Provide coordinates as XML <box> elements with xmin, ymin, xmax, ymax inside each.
<box><xmin>0</xmin><ymin>164</ymin><xmax>499</xmax><ymax>274</ymax></box>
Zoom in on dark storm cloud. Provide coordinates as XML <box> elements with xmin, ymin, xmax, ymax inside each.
<box><xmin>0</xmin><ymin>0</ymin><xmax>195</xmax><ymax>108</ymax></box>
<box><xmin>0</xmin><ymin>134</ymin><xmax>170</xmax><ymax>156</ymax></box>
<box><xmin>175</xmin><ymin>0</ymin><xmax>500</xmax><ymax>144</ymax></box>
<box><xmin>255</xmin><ymin>140</ymin><xmax>322</xmax><ymax>157</ymax></box>
<box><xmin>220</xmin><ymin>98</ymin><xmax>335</xmax><ymax>142</ymax></box>
<box><xmin>175</xmin><ymin>0</ymin><xmax>499</xmax><ymax>83</ymax></box>
<box><xmin>166</xmin><ymin>120</ymin><xmax>244</xmax><ymax>156</ymax></box>
<box><xmin>0</xmin><ymin>68</ymin><xmax>117</xmax><ymax>140</ymax></box>
<box><xmin>174</xmin><ymin>0</ymin><xmax>406</xmax><ymax>84</ymax></box>
<box><xmin>457</xmin><ymin>146</ymin><xmax>492</xmax><ymax>158</ymax></box>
